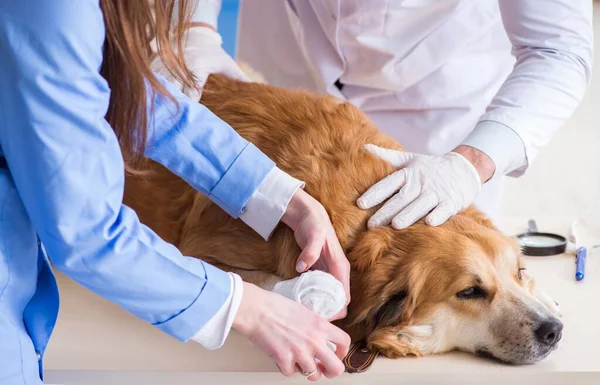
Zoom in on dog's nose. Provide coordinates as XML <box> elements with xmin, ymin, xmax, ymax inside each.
<box><xmin>535</xmin><ymin>320</ymin><xmax>563</xmax><ymax>346</ymax></box>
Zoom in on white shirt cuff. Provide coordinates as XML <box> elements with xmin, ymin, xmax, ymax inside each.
<box><xmin>461</xmin><ymin>120</ymin><xmax>528</xmax><ymax>178</ymax></box>
<box><xmin>190</xmin><ymin>272</ymin><xmax>243</xmax><ymax>350</ymax></box>
<box><xmin>191</xmin><ymin>0</ymin><xmax>222</xmax><ymax>29</ymax></box>
<box><xmin>240</xmin><ymin>167</ymin><xmax>305</xmax><ymax>241</ymax></box>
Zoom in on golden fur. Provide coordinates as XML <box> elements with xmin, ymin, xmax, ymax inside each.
<box><xmin>124</xmin><ymin>75</ymin><xmax>562</xmax><ymax>364</ymax></box>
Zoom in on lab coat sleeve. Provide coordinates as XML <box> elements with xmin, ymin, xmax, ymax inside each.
<box><xmin>0</xmin><ymin>0</ymin><xmax>234</xmax><ymax>345</ymax></box>
<box><xmin>146</xmin><ymin>75</ymin><xmax>305</xmax><ymax>240</ymax></box>
<box><xmin>461</xmin><ymin>0</ymin><xmax>593</xmax><ymax>177</ymax></box>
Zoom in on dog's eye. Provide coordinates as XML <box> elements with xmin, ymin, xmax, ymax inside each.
<box><xmin>456</xmin><ymin>286</ymin><xmax>487</xmax><ymax>300</ymax></box>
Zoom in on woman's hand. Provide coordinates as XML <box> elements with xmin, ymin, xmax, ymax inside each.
<box><xmin>281</xmin><ymin>189</ymin><xmax>351</xmax><ymax>320</ymax></box>
<box><xmin>233</xmin><ymin>282</ymin><xmax>351</xmax><ymax>381</ymax></box>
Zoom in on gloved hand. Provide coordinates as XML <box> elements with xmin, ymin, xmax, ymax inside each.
<box><xmin>357</xmin><ymin>144</ymin><xmax>482</xmax><ymax>230</ymax></box>
<box><xmin>152</xmin><ymin>26</ymin><xmax>249</xmax><ymax>101</ymax></box>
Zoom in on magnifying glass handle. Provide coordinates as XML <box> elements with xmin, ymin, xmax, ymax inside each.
<box><xmin>576</xmin><ymin>247</ymin><xmax>587</xmax><ymax>281</ymax></box>
<box><xmin>528</xmin><ymin>219</ymin><xmax>538</xmax><ymax>233</ymax></box>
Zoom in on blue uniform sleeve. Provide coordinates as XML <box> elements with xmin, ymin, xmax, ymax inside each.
<box><xmin>0</xmin><ymin>0</ymin><xmax>264</xmax><ymax>341</ymax></box>
<box><xmin>144</xmin><ymin>75</ymin><xmax>275</xmax><ymax>218</ymax></box>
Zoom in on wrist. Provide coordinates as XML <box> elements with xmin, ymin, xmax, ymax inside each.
<box><xmin>232</xmin><ymin>282</ymin><xmax>260</xmax><ymax>338</ymax></box>
<box><xmin>452</xmin><ymin>145</ymin><xmax>496</xmax><ymax>183</ymax></box>
<box><xmin>281</xmin><ymin>189</ymin><xmax>312</xmax><ymax>231</ymax></box>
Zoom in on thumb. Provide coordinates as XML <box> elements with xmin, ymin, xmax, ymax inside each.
<box><xmin>363</xmin><ymin>144</ymin><xmax>415</xmax><ymax>168</ymax></box>
<box><xmin>296</xmin><ymin>235</ymin><xmax>324</xmax><ymax>273</ymax></box>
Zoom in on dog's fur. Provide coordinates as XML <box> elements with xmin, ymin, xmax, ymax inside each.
<box><xmin>124</xmin><ymin>75</ymin><xmax>562</xmax><ymax>364</ymax></box>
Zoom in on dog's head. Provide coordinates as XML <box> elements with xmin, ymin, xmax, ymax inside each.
<box><xmin>340</xmin><ymin>208</ymin><xmax>563</xmax><ymax>364</ymax></box>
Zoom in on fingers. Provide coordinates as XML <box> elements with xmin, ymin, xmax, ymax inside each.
<box><xmin>328</xmin><ymin>307</ymin><xmax>348</xmax><ymax>322</ymax></box>
<box><xmin>295</xmin><ymin>359</ymin><xmax>322</xmax><ymax>382</ymax></box>
<box><xmin>327</xmin><ymin>325</ymin><xmax>352</xmax><ymax>360</ymax></box>
<box><xmin>296</xmin><ymin>232</ymin><xmax>325</xmax><ymax>273</ymax></box>
<box><xmin>357</xmin><ymin>169</ymin><xmax>407</xmax><ymax>209</ymax></box>
<box><xmin>315</xmin><ymin>340</ymin><xmax>347</xmax><ymax>378</ymax></box>
<box><xmin>324</xmin><ymin>236</ymin><xmax>351</xmax><ymax>307</ymax></box>
<box><xmin>367</xmin><ymin>183</ymin><xmax>420</xmax><ymax>229</ymax></box>
<box><xmin>391</xmin><ymin>192</ymin><xmax>438</xmax><ymax>230</ymax></box>
<box><xmin>425</xmin><ymin>202</ymin><xmax>456</xmax><ymax>227</ymax></box>
<box><xmin>274</xmin><ymin>352</ymin><xmax>296</xmax><ymax>377</ymax></box>
<box><xmin>363</xmin><ymin>144</ymin><xmax>415</xmax><ymax>168</ymax></box>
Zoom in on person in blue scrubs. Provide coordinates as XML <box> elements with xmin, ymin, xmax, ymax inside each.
<box><xmin>0</xmin><ymin>1</ymin><xmax>351</xmax><ymax>383</ymax></box>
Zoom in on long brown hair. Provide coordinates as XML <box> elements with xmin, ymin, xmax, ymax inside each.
<box><xmin>99</xmin><ymin>0</ymin><xmax>197</xmax><ymax>165</ymax></box>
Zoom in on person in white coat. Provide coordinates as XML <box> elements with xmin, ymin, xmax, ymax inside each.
<box><xmin>179</xmin><ymin>0</ymin><xmax>593</xmax><ymax>229</ymax></box>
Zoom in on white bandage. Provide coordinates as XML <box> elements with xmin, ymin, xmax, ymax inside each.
<box><xmin>272</xmin><ymin>270</ymin><xmax>346</xmax><ymax>320</ymax></box>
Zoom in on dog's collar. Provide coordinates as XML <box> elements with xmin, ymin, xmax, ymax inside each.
<box><xmin>343</xmin><ymin>340</ymin><xmax>379</xmax><ymax>373</ymax></box>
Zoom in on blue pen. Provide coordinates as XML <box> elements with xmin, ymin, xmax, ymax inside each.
<box><xmin>575</xmin><ymin>247</ymin><xmax>587</xmax><ymax>281</ymax></box>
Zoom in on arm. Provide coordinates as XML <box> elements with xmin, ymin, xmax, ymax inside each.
<box><xmin>460</xmin><ymin>0</ymin><xmax>593</xmax><ymax>179</ymax></box>
<box><xmin>146</xmin><ymin>74</ymin><xmax>304</xmax><ymax>241</ymax></box>
<box><xmin>144</xmin><ymin>75</ymin><xmax>306</xmax><ymax>345</ymax></box>
<box><xmin>359</xmin><ymin>0</ymin><xmax>593</xmax><ymax>229</ymax></box>
<box><xmin>1</xmin><ymin>1</ymin><xmax>351</xmax><ymax>367</ymax></box>
<box><xmin>0</xmin><ymin>0</ymin><xmax>232</xmax><ymax>347</ymax></box>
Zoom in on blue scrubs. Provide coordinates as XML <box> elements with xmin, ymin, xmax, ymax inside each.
<box><xmin>0</xmin><ymin>1</ymin><xmax>274</xmax><ymax>384</ymax></box>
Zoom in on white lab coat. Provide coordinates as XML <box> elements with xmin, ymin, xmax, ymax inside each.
<box><xmin>232</xmin><ymin>0</ymin><xmax>593</xmax><ymax>220</ymax></box>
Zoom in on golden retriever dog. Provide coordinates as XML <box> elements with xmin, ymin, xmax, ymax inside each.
<box><xmin>124</xmin><ymin>74</ymin><xmax>563</xmax><ymax>365</ymax></box>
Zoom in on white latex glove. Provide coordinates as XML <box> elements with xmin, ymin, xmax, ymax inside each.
<box><xmin>357</xmin><ymin>144</ymin><xmax>482</xmax><ymax>230</ymax></box>
<box><xmin>152</xmin><ymin>27</ymin><xmax>249</xmax><ymax>101</ymax></box>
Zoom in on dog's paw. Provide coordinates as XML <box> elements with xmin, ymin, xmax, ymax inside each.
<box><xmin>536</xmin><ymin>290</ymin><xmax>562</xmax><ymax>318</ymax></box>
<box><xmin>272</xmin><ymin>270</ymin><xmax>346</xmax><ymax>319</ymax></box>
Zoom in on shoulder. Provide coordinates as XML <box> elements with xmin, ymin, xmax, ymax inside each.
<box><xmin>0</xmin><ymin>0</ymin><xmax>105</xmax><ymax>56</ymax></box>
<box><xmin>0</xmin><ymin>0</ymin><xmax>106</xmax><ymax>75</ymax></box>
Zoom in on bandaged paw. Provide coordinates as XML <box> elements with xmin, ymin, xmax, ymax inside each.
<box><xmin>272</xmin><ymin>270</ymin><xmax>346</xmax><ymax>319</ymax></box>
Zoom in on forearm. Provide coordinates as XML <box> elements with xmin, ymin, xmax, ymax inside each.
<box><xmin>50</xmin><ymin>204</ymin><xmax>232</xmax><ymax>342</ymax></box>
<box><xmin>460</xmin><ymin>0</ymin><xmax>592</xmax><ymax>179</ymax></box>
<box><xmin>145</xmin><ymin>74</ymin><xmax>276</xmax><ymax>218</ymax></box>
<box><xmin>146</xmin><ymin>74</ymin><xmax>304</xmax><ymax>239</ymax></box>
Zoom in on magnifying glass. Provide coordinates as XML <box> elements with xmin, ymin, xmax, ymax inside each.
<box><xmin>516</xmin><ymin>220</ymin><xmax>567</xmax><ymax>257</ymax></box>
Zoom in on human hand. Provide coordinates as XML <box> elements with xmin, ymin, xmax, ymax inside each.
<box><xmin>281</xmin><ymin>189</ymin><xmax>351</xmax><ymax>321</ymax></box>
<box><xmin>357</xmin><ymin>144</ymin><xmax>486</xmax><ymax>229</ymax></box>
<box><xmin>233</xmin><ymin>282</ymin><xmax>351</xmax><ymax>381</ymax></box>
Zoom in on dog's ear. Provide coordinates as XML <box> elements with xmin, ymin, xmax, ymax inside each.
<box><xmin>367</xmin><ymin>324</ymin><xmax>433</xmax><ymax>358</ymax></box>
<box><xmin>360</xmin><ymin>287</ymin><xmax>430</xmax><ymax>360</ymax></box>
<box><xmin>367</xmin><ymin>289</ymin><xmax>431</xmax><ymax>360</ymax></box>
<box><xmin>373</xmin><ymin>290</ymin><xmax>408</xmax><ymax>328</ymax></box>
